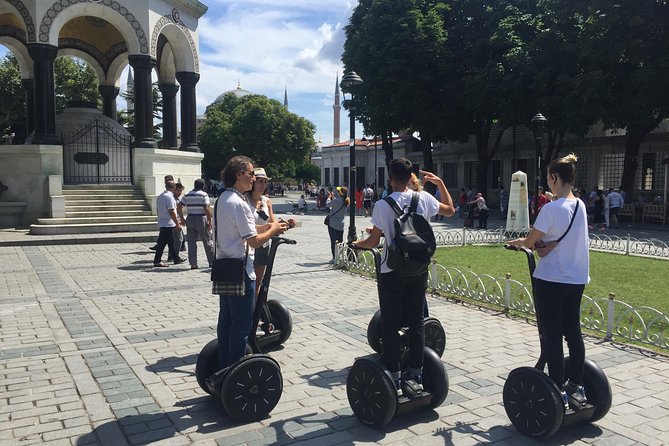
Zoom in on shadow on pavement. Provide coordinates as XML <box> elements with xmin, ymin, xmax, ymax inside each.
<box><xmin>145</xmin><ymin>354</ymin><xmax>198</xmax><ymax>375</ymax></box>
<box><xmin>300</xmin><ymin>368</ymin><xmax>349</xmax><ymax>390</ymax></box>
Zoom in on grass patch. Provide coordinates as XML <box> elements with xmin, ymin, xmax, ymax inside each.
<box><xmin>433</xmin><ymin>245</ymin><xmax>669</xmax><ymax>315</ymax></box>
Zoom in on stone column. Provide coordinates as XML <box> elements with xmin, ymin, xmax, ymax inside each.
<box><xmin>175</xmin><ymin>71</ymin><xmax>200</xmax><ymax>152</ymax></box>
<box><xmin>128</xmin><ymin>55</ymin><xmax>157</xmax><ymax>148</ymax></box>
<box><xmin>27</xmin><ymin>44</ymin><xmax>59</xmax><ymax>144</ymax></box>
<box><xmin>21</xmin><ymin>79</ymin><xmax>35</xmax><ymax>138</ymax></box>
<box><xmin>158</xmin><ymin>83</ymin><xmax>179</xmax><ymax>149</ymax></box>
<box><xmin>98</xmin><ymin>85</ymin><xmax>120</xmax><ymax>121</ymax></box>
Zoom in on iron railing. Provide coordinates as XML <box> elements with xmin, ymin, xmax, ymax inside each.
<box><xmin>335</xmin><ymin>241</ymin><xmax>669</xmax><ymax>351</ymax></box>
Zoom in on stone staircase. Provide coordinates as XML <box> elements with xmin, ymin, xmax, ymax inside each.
<box><xmin>29</xmin><ymin>185</ymin><xmax>157</xmax><ymax>235</ymax></box>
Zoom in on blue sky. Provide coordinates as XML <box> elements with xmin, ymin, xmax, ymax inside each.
<box><xmin>0</xmin><ymin>0</ymin><xmax>362</xmax><ymax>146</ymax></box>
<box><xmin>195</xmin><ymin>0</ymin><xmax>362</xmax><ymax>146</ymax></box>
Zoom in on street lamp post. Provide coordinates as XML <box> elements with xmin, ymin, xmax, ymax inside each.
<box><xmin>373</xmin><ymin>135</ymin><xmax>378</xmax><ymax>194</ymax></box>
<box><xmin>531</xmin><ymin>113</ymin><xmax>547</xmax><ymax>223</ymax></box>
<box><xmin>341</xmin><ymin>71</ymin><xmax>364</xmax><ymax>242</ymax></box>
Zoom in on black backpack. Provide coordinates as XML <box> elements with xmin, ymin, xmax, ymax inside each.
<box><xmin>383</xmin><ymin>192</ymin><xmax>437</xmax><ymax>276</ymax></box>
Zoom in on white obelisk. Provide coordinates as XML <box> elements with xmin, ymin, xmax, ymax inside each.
<box><xmin>506</xmin><ymin>171</ymin><xmax>530</xmax><ymax>232</ymax></box>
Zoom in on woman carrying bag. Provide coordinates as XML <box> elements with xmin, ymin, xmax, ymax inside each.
<box><xmin>506</xmin><ymin>153</ymin><xmax>590</xmax><ymax>410</ymax></box>
<box><xmin>325</xmin><ymin>186</ymin><xmax>349</xmax><ymax>264</ymax></box>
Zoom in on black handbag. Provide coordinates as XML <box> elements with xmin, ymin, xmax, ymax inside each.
<box><xmin>211</xmin><ymin>198</ymin><xmax>248</xmax><ymax>296</ymax></box>
<box><xmin>324</xmin><ymin>203</ymin><xmax>343</xmax><ymax>225</ymax></box>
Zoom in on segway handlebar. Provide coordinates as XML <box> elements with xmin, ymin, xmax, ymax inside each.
<box><xmin>347</xmin><ymin>243</ymin><xmax>382</xmax><ymax>278</ymax></box>
<box><xmin>503</xmin><ymin>244</ymin><xmax>537</xmax><ymax>276</ymax></box>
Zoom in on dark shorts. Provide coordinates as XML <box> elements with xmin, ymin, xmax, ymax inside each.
<box><xmin>610</xmin><ymin>207</ymin><xmax>619</xmax><ymax>216</ymax></box>
<box><xmin>254</xmin><ymin>245</ymin><xmax>270</xmax><ymax>266</ymax></box>
<box><xmin>363</xmin><ymin>199</ymin><xmax>372</xmax><ymax>209</ymax></box>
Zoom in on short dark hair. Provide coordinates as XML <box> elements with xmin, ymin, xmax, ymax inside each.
<box><xmin>164</xmin><ymin>175</ymin><xmax>174</xmax><ymax>184</ymax></box>
<box><xmin>388</xmin><ymin>158</ymin><xmax>412</xmax><ymax>184</ymax></box>
<box><xmin>194</xmin><ymin>178</ymin><xmax>205</xmax><ymax>190</ymax></box>
<box><xmin>175</xmin><ymin>182</ymin><xmax>184</xmax><ymax>190</ymax></box>
<box><xmin>165</xmin><ymin>180</ymin><xmax>176</xmax><ymax>190</ymax></box>
<box><xmin>221</xmin><ymin>155</ymin><xmax>254</xmax><ymax>187</ymax></box>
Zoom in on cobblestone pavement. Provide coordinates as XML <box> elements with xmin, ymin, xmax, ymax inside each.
<box><xmin>1</xmin><ymin>209</ymin><xmax>669</xmax><ymax>445</ymax></box>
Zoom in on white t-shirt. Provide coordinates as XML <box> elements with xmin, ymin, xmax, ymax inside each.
<box><xmin>214</xmin><ymin>189</ymin><xmax>257</xmax><ymax>279</ymax></box>
<box><xmin>533</xmin><ymin>198</ymin><xmax>590</xmax><ymax>285</ymax></box>
<box><xmin>156</xmin><ymin>190</ymin><xmax>176</xmax><ymax>228</ymax></box>
<box><xmin>371</xmin><ymin>190</ymin><xmax>440</xmax><ymax>274</ymax></box>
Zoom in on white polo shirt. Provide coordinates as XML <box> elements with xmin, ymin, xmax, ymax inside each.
<box><xmin>214</xmin><ymin>189</ymin><xmax>257</xmax><ymax>279</ymax></box>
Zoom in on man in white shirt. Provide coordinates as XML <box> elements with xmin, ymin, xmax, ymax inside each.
<box><xmin>153</xmin><ymin>181</ymin><xmax>185</xmax><ymax>267</ymax></box>
<box><xmin>607</xmin><ymin>188</ymin><xmax>624</xmax><ymax>229</ymax></box>
<box><xmin>353</xmin><ymin>158</ymin><xmax>455</xmax><ymax>397</ymax></box>
<box><xmin>363</xmin><ymin>184</ymin><xmax>374</xmax><ymax>217</ymax></box>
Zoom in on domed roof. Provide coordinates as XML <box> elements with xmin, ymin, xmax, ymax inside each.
<box><xmin>214</xmin><ymin>81</ymin><xmax>253</xmax><ymax>103</ymax></box>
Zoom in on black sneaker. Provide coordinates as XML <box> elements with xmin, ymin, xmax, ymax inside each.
<box><xmin>174</xmin><ymin>257</ymin><xmax>186</xmax><ymax>265</ymax></box>
<box><xmin>564</xmin><ymin>382</ymin><xmax>587</xmax><ymax>410</ymax></box>
<box><xmin>400</xmin><ymin>375</ymin><xmax>423</xmax><ymax>399</ymax></box>
<box><xmin>149</xmin><ymin>245</ymin><xmax>158</xmax><ymax>251</ymax></box>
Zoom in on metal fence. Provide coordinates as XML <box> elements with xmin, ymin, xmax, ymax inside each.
<box><xmin>335</xmin><ymin>239</ymin><xmax>669</xmax><ymax>351</ymax></box>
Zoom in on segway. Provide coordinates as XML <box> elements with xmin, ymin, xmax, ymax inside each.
<box><xmin>346</xmin><ymin>245</ymin><xmax>449</xmax><ymax>427</ymax></box>
<box><xmin>366</xmin><ymin>309</ymin><xmax>446</xmax><ymax>358</ymax></box>
<box><xmin>502</xmin><ymin>245</ymin><xmax>612</xmax><ymax>438</ymax></box>
<box><xmin>195</xmin><ymin>236</ymin><xmax>296</xmax><ymax>422</ymax></box>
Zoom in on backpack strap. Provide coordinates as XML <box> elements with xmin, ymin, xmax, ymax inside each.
<box><xmin>383</xmin><ymin>196</ymin><xmax>403</xmax><ymax>216</ymax></box>
<box><xmin>409</xmin><ymin>192</ymin><xmax>420</xmax><ymax>213</ymax></box>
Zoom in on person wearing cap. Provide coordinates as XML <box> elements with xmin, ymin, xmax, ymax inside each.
<box><xmin>468</xmin><ymin>191</ymin><xmax>490</xmax><ymax>229</ymax></box>
<box><xmin>179</xmin><ymin>178</ymin><xmax>214</xmax><ymax>269</ymax></box>
<box><xmin>325</xmin><ymin>186</ymin><xmax>349</xmax><ymax>263</ymax></box>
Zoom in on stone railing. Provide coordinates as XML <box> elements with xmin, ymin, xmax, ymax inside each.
<box><xmin>335</xmin><ymin>243</ymin><xmax>669</xmax><ymax>351</ymax></box>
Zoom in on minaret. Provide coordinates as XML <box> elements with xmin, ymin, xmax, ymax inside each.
<box><xmin>333</xmin><ymin>73</ymin><xmax>341</xmax><ymax>144</ymax></box>
<box><xmin>126</xmin><ymin>67</ymin><xmax>134</xmax><ymax>112</ymax></box>
<box><xmin>284</xmin><ymin>85</ymin><xmax>288</xmax><ymax>108</ymax></box>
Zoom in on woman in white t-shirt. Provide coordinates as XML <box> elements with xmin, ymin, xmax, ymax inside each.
<box><xmin>507</xmin><ymin>153</ymin><xmax>589</xmax><ymax>411</ymax></box>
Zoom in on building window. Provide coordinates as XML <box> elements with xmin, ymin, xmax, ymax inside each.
<box><xmin>412</xmin><ymin>164</ymin><xmax>420</xmax><ymax>175</ymax></box>
<box><xmin>641</xmin><ymin>152</ymin><xmax>656</xmax><ymax>191</ymax></box>
<box><xmin>377</xmin><ymin>167</ymin><xmax>385</xmax><ymax>189</ymax></box>
<box><xmin>334</xmin><ymin>167</ymin><xmax>340</xmax><ymax>187</ymax></box>
<box><xmin>442</xmin><ymin>162</ymin><xmax>458</xmax><ymax>190</ymax></box>
<box><xmin>574</xmin><ymin>156</ymin><xmax>588</xmax><ymax>191</ymax></box>
<box><xmin>599</xmin><ymin>153</ymin><xmax>624</xmax><ymax>190</ymax></box>
<box><xmin>343</xmin><ymin>167</ymin><xmax>348</xmax><ymax>187</ymax></box>
<box><xmin>324</xmin><ymin>168</ymin><xmax>330</xmax><ymax>186</ymax></box>
<box><xmin>357</xmin><ymin>167</ymin><xmax>366</xmax><ymax>188</ymax></box>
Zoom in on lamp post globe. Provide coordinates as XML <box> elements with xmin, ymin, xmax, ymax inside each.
<box><xmin>341</xmin><ymin>71</ymin><xmax>364</xmax><ymax>242</ymax></box>
<box><xmin>530</xmin><ymin>113</ymin><xmax>547</xmax><ymax>223</ymax></box>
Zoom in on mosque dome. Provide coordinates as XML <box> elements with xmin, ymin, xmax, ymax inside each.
<box><xmin>214</xmin><ymin>81</ymin><xmax>253</xmax><ymax>103</ymax></box>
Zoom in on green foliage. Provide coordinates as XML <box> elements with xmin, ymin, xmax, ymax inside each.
<box><xmin>54</xmin><ymin>57</ymin><xmax>101</xmax><ymax>113</ymax></box>
<box><xmin>295</xmin><ymin>162</ymin><xmax>321</xmax><ymax>183</ymax></box>
<box><xmin>433</xmin><ymin>245</ymin><xmax>669</xmax><ymax>315</ymax></box>
<box><xmin>117</xmin><ymin>82</ymin><xmax>163</xmax><ymax>140</ymax></box>
<box><xmin>0</xmin><ymin>54</ymin><xmax>24</xmax><ymax>135</ymax></box>
<box><xmin>198</xmin><ymin>93</ymin><xmax>316</xmax><ymax>180</ymax></box>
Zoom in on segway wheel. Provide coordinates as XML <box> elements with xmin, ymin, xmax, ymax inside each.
<box><xmin>423</xmin><ymin>317</ymin><xmax>446</xmax><ymax>357</ymax></box>
<box><xmin>220</xmin><ymin>355</ymin><xmax>283</xmax><ymax>422</ymax></box>
<box><xmin>366</xmin><ymin>310</ymin><xmax>383</xmax><ymax>353</ymax></box>
<box><xmin>503</xmin><ymin>367</ymin><xmax>564</xmax><ymax>438</ymax></box>
<box><xmin>564</xmin><ymin>357</ymin><xmax>612</xmax><ymax>422</ymax></box>
<box><xmin>346</xmin><ymin>356</ymin><xmax>397</xmax><ymax>427</ymax></box>
<box><xmin>421</xmin><ymin>347</ymin><xmax>449</xmax><ymax>408</ymax></box>
<box><xmin>267</xmin><ymin>299</ymin><xmax>292</xmax><ymax>344</ymax></box>
<box><xmin>195</xmin><ymin>339</ymin><xmax>219</xmax><ymax>394</ymax></box>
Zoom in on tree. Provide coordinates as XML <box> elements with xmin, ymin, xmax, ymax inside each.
<box><xmin>54</xmin><ymin>57</ymin><xmax>101</xmax><ymax>113</ymax></box>
<box><xmin>0</xmin><ymin>54</ymin><xmax>25</xmax><ymax>139</ymax></box>
<box><xmin>580</xmin><ymin>0</ymin><xmax>669</xmax><ymax>198</ymax></box>
<box><xmin>118</xmin><ymin>82</ymin><xmax>163</xmax><ymax>140</ymax></box>
<box><xmin>343</xmin><ymin>0</ymin><xmax>452</xmax><ymax>175</ymax></box>
<box><xmin>0</xmin><ymin>54</ymin><xmax>101</xmax><ymax>142</ymax></box>
<box><xmin>198</xmin><ymin>93</ymin><xmax>316</xmax><ymax>180</ymax></box>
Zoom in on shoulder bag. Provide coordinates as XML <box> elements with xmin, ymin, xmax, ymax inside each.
<box><xmin>534</xmin><ymin>201</ymin><xmax>579</xmax><ymax>258</ymax></box>
<box><xmin>211</xmin><ymin>197</ymin><xmax>248</xmax><ymax>296</ymax></box>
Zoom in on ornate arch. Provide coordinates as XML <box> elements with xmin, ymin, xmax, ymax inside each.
<box><xmin>38</xmin><ymin>0</ymin><xmax>148</xmax><ymax>54</ymax></box>
<box><xmin>3</xmin><ymin>0</ymin><xmax>36</xmax><ymax>42</ymax></box>
<box><xmin>150</xmin><ymin>14</ymin><xmax>199</xmax><ymax>73</ymax></box>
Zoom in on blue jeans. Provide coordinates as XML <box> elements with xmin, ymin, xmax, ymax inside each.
<box><xmin>217</xmin><ymin>272</ymin><xmax>255</xmax><ymax>369</ymax></box>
